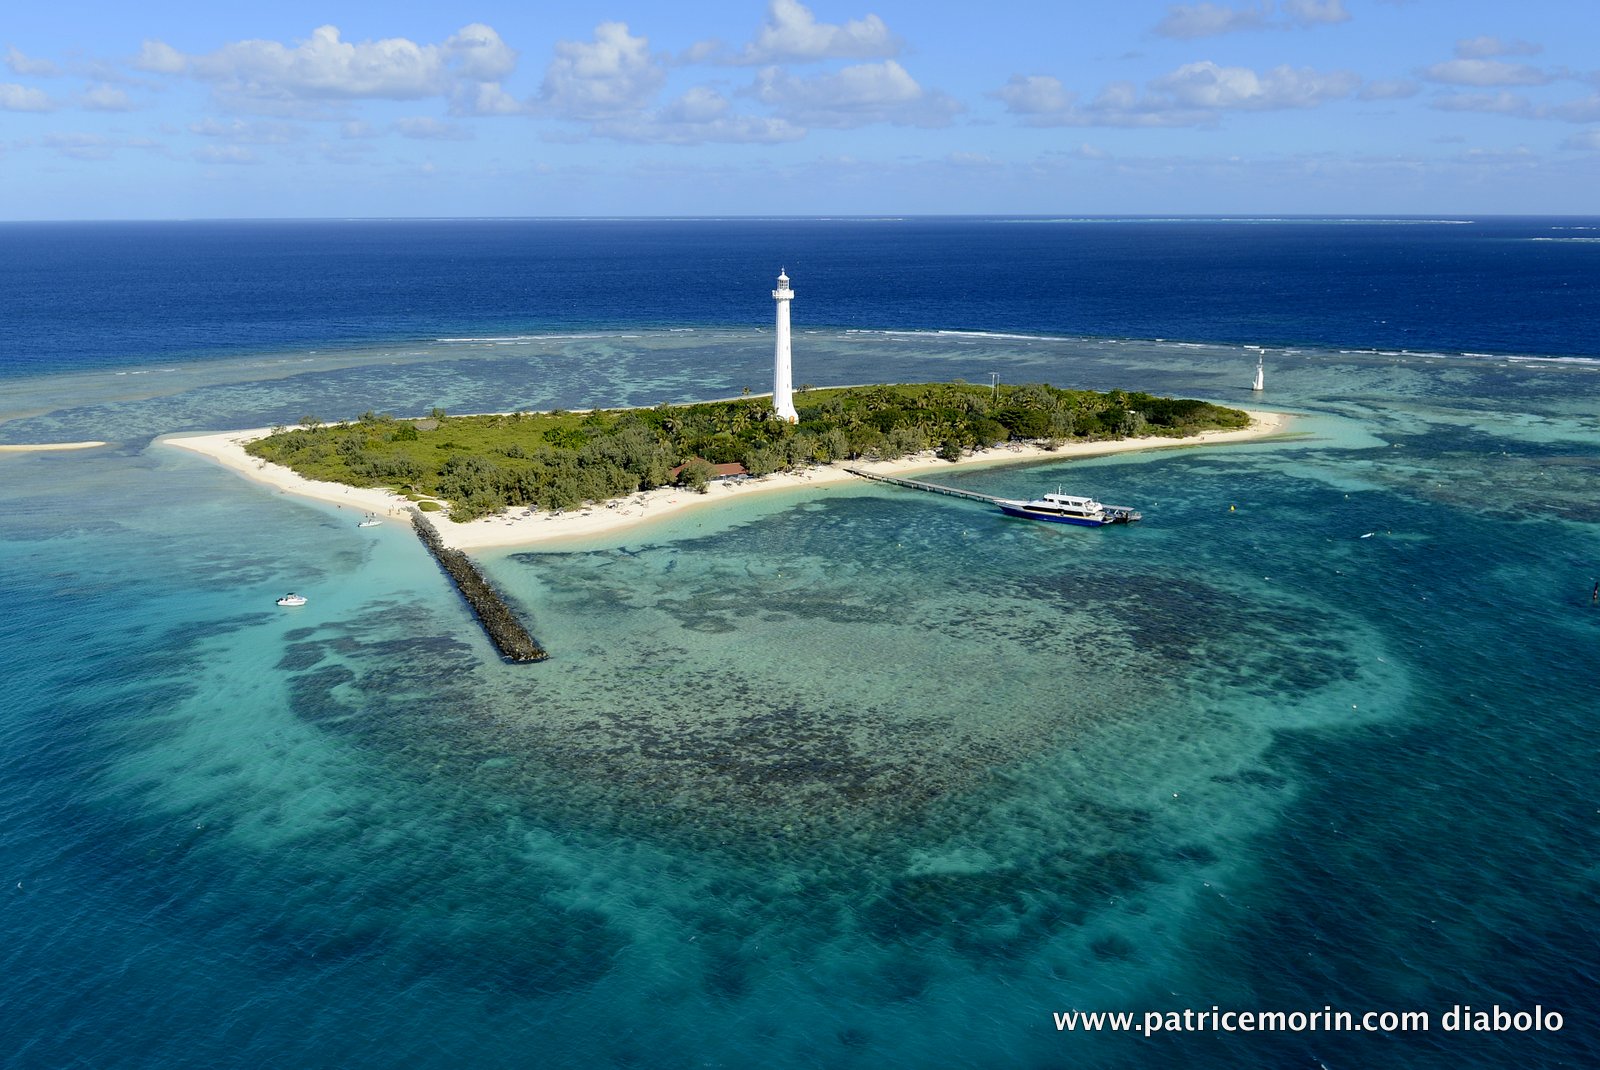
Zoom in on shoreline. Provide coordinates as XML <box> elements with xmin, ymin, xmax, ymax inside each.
<box><xmin>163</xmin><ymin>409</ymin><xmax>1292</xmax><ymax>552</ymax></box>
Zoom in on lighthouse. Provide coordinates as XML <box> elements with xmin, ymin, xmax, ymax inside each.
<box><xmin>771</xmin><ymin>269</ymin><xmax>799</xmax><ymax>423</ymax></box>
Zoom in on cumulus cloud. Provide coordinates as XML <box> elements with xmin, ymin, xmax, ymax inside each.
<box><xmin>79</xmin><ymin>85</ymin><xmax>134</xmax><ymax>111</ymax></box>
<box><xmin>755</xmin><ymin>59</ymin><xmax>961</xmax><ymax>127</ymax></box>
<box><xmin>135</xmin><ymin>24</ymin><xmax>519</xmax><ymax>113</ymax></box>
<box><xmin>538</xmin><ymin>22</ymin><xmax>665</xmax><ymax>120</ymax></box>
<box><xmin>1422</xmin><ymin>58</ymin><xmax>1552</xmax><ymax>87</ymax></box>
<box><xmin>993</xmin><ymin>61</ymin><xmax>1359</xmax><ymax>126</ymax></box>
<box><xmin>1358</xmin><ymin>79</ymin><xmax>1420</xmax><ymax>101</ymax></box>
<box><xmin>133</xmin><ymin>40</ymin><xmax>187</xmax><ymax>75</ymax></box>
<box><xmin>1154</xmin><ymin>2</ymin><xmax>1271</xmax><ymax>39</ymax></box>
<box><xmin>453</xmin><ymin>81</ymin><xmax>530</xmax><ymax>116</ymax></box>
<box><xmin>1153</xmin><ymin>60</ymin><xmax>1359</xmax><ymax>108</ymax></box>
<box><xmin>1454</xmin><ymin>36</ymin><xmax>1542</xmax><ymax>60</ymax></box>
<box><xmin>0</xmin><ymin>82</ymin><xmax>54</xmax><ymax>111</ymax></box>
<box><xmin>736</xmin><ymin>0</ymin><xmax>900</xmax><ymax>63</ymax></box>
<box><xmin>189</xmin><ymin>117</ymin><xmax>305</xmax><ymax>143</ymax></box>
<box><xmin>593</xmin><ymin>88</ymin><xmax>805</xmax><ymax>144</ymax></box>
<box><xmin>991</xmin><ymin>75</ymin><xmax>1076</xmax><ymax>116</ymax></box>
<box><xmin>5</xmin><ymin>46</ymin><xmax>60</xmax><ymax>77</ymax></box>
<box><xmin>1153</xmin><ymin>0</ymin><xmax>1348</xmax><ymax>39</ymax></box>
<box><xmin>395</xmin><ymin>116</ymin><xmax>473</xmax><ymax>140</ymax></box>
<box><xmin>1280</xmin><ymin>0</ymin><xmax>1351</xmax><ymax>27</ymax></box>
<box><xmin>194</xmin><ymin>144</ymin><xmax>258</xmax><ymax>165</ymax></box>
<box><xmin>1431</xmin><ymin>91</ymin><xmax>1600</xmax><ymax>123</ymax></box>
<box><xmin>443</xmin><ymin>23</ymin><xmax>518</xmax><ymax>81</ymax></box>
<box><xmin>43</xmin><ymin>133</ymin><xmax>109</xmax><ymax>159</ymax></box>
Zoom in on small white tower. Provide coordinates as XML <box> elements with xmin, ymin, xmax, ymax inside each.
<box><xmin>772</xmin><ymin>269</ymin><xmax>799</xmax><ymax>423</ymax></box>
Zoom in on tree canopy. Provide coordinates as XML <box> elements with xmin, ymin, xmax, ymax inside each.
<box><xmin>245</xmin><ymin>383</ymin><xmax>1250</xmax><ymax>522</ymax></box>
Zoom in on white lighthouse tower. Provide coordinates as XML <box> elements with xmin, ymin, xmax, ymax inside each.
<box><xmin>771</xmin><ymin>269</ymin><xmax>799</xmax><ymax>423</ymax></box>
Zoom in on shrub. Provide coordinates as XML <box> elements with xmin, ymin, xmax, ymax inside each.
<box><xmin>677</xmin><ymin>457</ymin><xmax>715</xmax><ymax>493</ymax></box>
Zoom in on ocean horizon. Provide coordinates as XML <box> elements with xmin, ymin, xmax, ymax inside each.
<box><xmin>3</xmin><ymin>217</ymin><xmax>1597</xmax><ymax>1069</ymax></box>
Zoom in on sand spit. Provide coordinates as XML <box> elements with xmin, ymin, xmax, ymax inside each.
<box><xmin>0</xmin><ymin>441</ymin><xmax>109</xmax><ymax>453</ymax></box>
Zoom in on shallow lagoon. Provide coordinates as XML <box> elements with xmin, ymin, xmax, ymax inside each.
<box><xmin>3</xmin><ymin>329</ymin><xmax>1598</xmax><ymax>1068</ymax></box>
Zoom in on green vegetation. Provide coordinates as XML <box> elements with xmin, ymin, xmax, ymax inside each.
<box><xmin>245</xmin><ymin>383</ymin><xmax>1249</xmax><ymax>522</ymax></box>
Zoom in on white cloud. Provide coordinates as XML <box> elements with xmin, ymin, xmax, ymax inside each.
<box><xmin>5</xmin><ymin>46</ymin><xmax>60</xmax><ymax>77</ymax></box>
<box><xmin>1454</xmin><ymin>36</ymin><xmax>1542</xmax><ymax>60</ymax></box>
<box><xmin>990</xmin><ymin>75</ymin><xmax>1076</xmax><ymax>116</ymax></box>
<box><xmin>194</xmin><ymin>144</ymin><xmax>258</xmax><ymax>165</ymax></box>
<box><xmin>133</xmin><ymin>40</ymin><xmax>187</xmax><ymax>75</ymax></box>
<box><xmin>43</xmin><ymin>132</ymin><xmax>112</xmax><ymax>159</ymax></box>
<box><xmin>1280</xmin><ymin>0</ymin><xmax>1351</xmax><ymax>27</ymax></box>
<box><xmin>1153</xmin><ymin>0</ymin><xmax>1348</xmax><ymax>39</ymax></box>
<box><xmin>0</xmin><ymin>82</ymin><xmax>54</xmax><ymax>112</ymax></box>
<box><xmin>1422</xmin><ymin>58</ymin><xmax>1551</xmax><ymax>87</ymax></box>
<box><xmin>443</xmin><ymin>24</ymin><xmax>517</xmax><ymax>82</ymax></box>
<box><xmin>1560</xmin><ymin>129</ymin><xmax>1600</xmax><ymax>151</ymax></box>
<box><xmin>453</xmin><ymin>81</ymin><xmax>529</xmax><ymax>117</ymax></box>
<box><xmin>756</xmin><ymin>60</ymin><xmax>962</xmax><ymax>127</ymax></box>
<box><xmin>538</xmin><ymin>22</ymin><xmax>665</xmax><ymax>120</ymax></box>
<box><xmin>189</xmin><ymin>117</ymin><xmax>305</xmax><ymax>143</ymax></box>
<box><xmin>944</xmin><ymin>151</ymin><xmax>1000</xmax><ymax>168</ymax></box>
<box><xmin>1430</xmin><ymin>92</ymin><xmax>1600</xmax><ymax>123</ymax></box>
<box><xmin>1154</xmin><ymin>3</ymin><xmax>1271</xmax><ymax>39</ymax></box>
<box><xmin>79</xmin><ymin>85</ymin><xmax>134</xmax><ymax>111</ymax></box>
<box><xmin>993</xmin><ymin>61</ymin><xmax>1359</xmax><ymax>127</ymax></box>
<box><xmin>737</xmin><ymin>0</ymin><xmax>900</xmax><ymax>63</ymax></box>
<box><xmin>1153</xmin><ymin>61</ymin><xmax>1360</xmax><ymax>109</ymax></box>
<box><xmin>191</xmin><ymin>26</ymin><xmax>446</xmax><ymax>99</ymax></box>
<box><xmin>395</xmin><ymin>116</ymin><xmax>473</xmax><ymax>141</ymax></box>
<box><xmin>1359</xmin><ymin>79</ymin><xmax>1420</xmax><ymax>101</ymax></box>
<box><xmin>136</xmin><ymin>24</ymin><xmax>519</xmax><ymax>113</ymax></box>
<box><xmin>1550</xmin><ymin>95</ymin><xmax>1600</xmax><ymax>123</ymax></box>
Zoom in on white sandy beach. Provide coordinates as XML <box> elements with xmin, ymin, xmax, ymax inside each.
<box><xmin>164</xmin><ymin>409</ymin><xmax>1291</xmax><ymax>552</ymax></box>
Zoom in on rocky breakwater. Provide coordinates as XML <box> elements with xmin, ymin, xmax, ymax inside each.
<box><xmin>408</xmin><ymin>508</ymin><xmax>549</xmax><ymax>663</ymax></box>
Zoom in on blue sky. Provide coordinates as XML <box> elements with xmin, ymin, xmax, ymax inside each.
<box><xmin>3</xmin><ymin>0</ymin><xmax>1597</xmax><ymax>217</ymax></box>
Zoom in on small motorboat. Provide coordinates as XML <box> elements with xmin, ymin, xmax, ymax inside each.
<box><xmin>276</xmin><ymin>593</ymin><xmax>307</xmax><ymax>607</ymax></box>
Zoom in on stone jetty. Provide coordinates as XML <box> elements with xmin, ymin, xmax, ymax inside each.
<box><xmin>408</xmin><ymin>508</ymin><xmax>549</xmax><ymax>662</ymax></box>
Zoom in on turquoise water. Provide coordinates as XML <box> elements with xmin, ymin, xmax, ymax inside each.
<box><xmin>4</xmin><ymin>329</ymin><xmax>1598</xmax><ymax>1067</ymax></box>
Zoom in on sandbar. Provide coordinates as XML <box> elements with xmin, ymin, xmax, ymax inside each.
<box><xmin>163</xmin><ymin>409</ymin><xmax>1292</xmax><ymax>552</ymax></box>
<box><xmin>0</xmin><ymin>440</ymin><xmax>109</xmax><ymax>453</ymax></box>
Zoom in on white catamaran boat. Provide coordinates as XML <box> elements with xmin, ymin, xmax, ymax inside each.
<box><xmin>995</xmin><ymin>490</ymin><xmax>1142</xmax><ymax>527</ymax></box>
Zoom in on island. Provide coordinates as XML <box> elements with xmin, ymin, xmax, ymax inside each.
<box><xmin>251</xmin><ymin>381</ymin><xmax>1254</xmax><ymax>510</ymax></box>
<box><xmin>163</xmin><ymin>382</ymin><xmax>1288</xmax><ymax>663</ymax></box>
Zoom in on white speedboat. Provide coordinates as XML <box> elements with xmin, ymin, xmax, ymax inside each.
<box><xmin>276</xmin><ymin>593</ymin><xmax>307</xmax><ymax>607</ymax></box>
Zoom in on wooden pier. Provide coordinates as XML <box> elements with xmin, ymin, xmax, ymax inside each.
<box><xmin>409</xmin><ymin>508</ymin><xmax>549</xmax><ymax>663</ymax></box>
<box><xmin>841</xmin><ymin>467</ymin><xmax>1008</xmax><ymax>506</ymax></box>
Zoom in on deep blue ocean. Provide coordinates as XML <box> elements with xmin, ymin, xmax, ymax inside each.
<box><xmin>2</xmin><ymin>218</ymin><xmax>1598</xmax><ymax>1069</ymax></box>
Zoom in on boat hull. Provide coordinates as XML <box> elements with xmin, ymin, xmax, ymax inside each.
<box><xmin>996</xmin><ymin>503</ymin><xmax>1112</xmax><ymax>526</ymax></box>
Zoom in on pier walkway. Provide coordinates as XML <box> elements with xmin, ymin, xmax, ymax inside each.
<box><xmin>842</xmin><ymin>467</ymin><xmax>1008</xmax><ymax>506</ymax></box>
